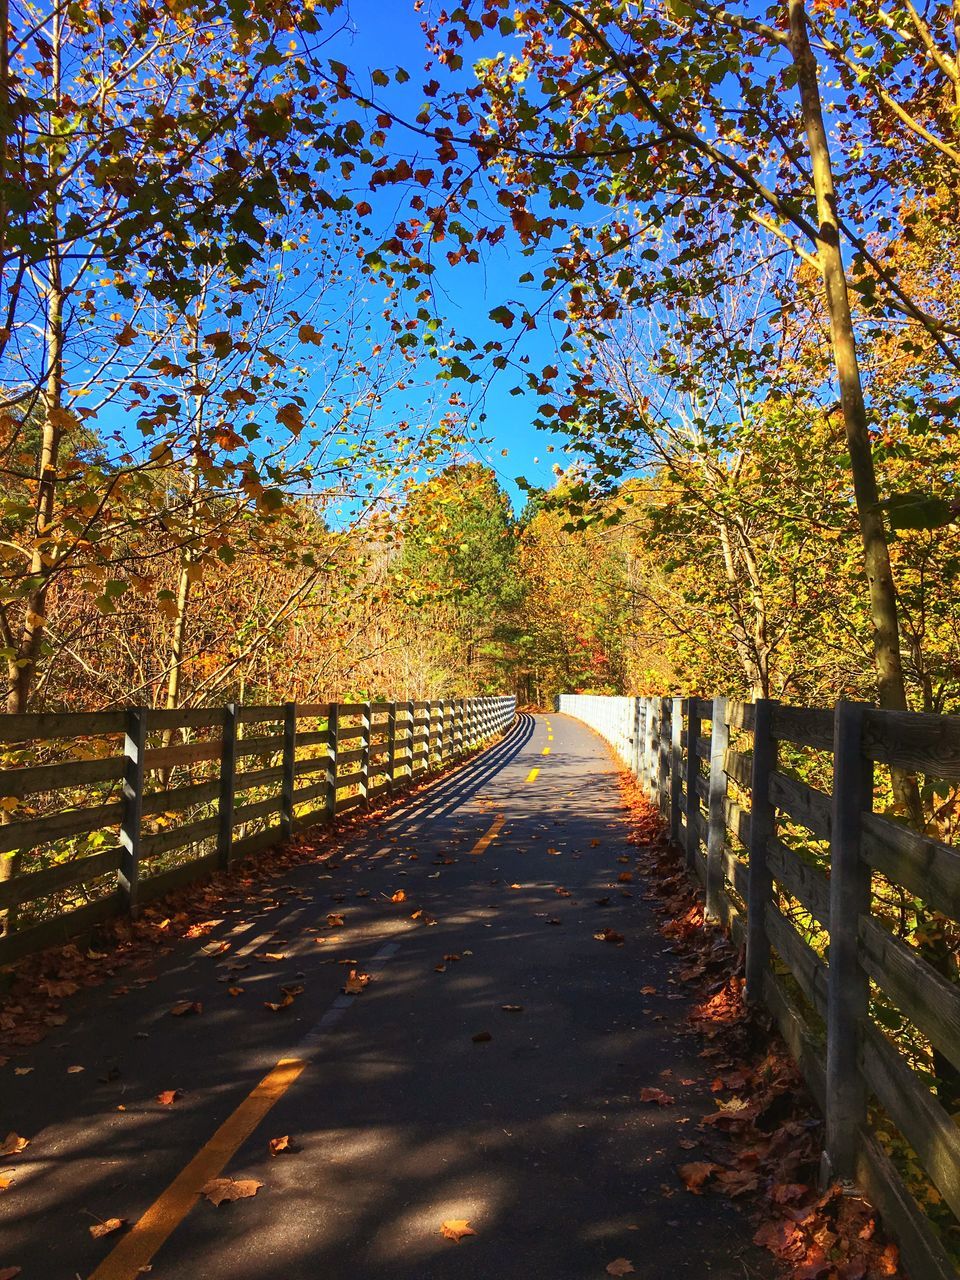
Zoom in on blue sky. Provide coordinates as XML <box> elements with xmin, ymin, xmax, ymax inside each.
<box><xmin>324</xmin><ymin>0</ymin><xmax>575</xmax><ymax>511</ymax></box>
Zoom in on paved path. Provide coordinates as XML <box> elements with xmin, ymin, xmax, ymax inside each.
<box><xmin>1</xmin><ymin>714</ymin><xmax>771</xmax><ymax>1279</ymax></box>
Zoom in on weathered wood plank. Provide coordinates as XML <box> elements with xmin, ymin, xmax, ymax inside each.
<box><xmin>766</xmin><ymin>836</ymin><xmax>831</xmax><ymax>927</ymax></box>
<box><xmin>769</xmin><ymin>770</ymin><xmax>831</xmax><ymax>840</ymax></box>
<box><xmin>770</xmin><ymin>704</ymin><xmax>834</xmax><ymax>750</ymax></box>
<box><xmin>294</xmin><ymin>702</ymin><xmax>332</xmax><ymax>719</ymax></box>
<box><xmin>0</xmin><ymin>711</ymin><xmax>126</xmax><ymax>741</ymax></box>
<box><xmin>335</xmin><ymin>770</ymin><xmax>365</xmax><ymax>791</ymax></box>
<box><xmin>860</xmin><ymin>915</ymin><xmax>960</xmax><ymax>1075</ymax></box>
<box><xmin>855</xmin><ymin>1130</ymin><xmax>958</xmax><ymax>1280</ymax></box>
<box><xmin>233</xmin><ymin>735</ymin><xmax>283</xmax><ymax>759</ymax></box>
<box><xmin>0</xmin><ymin>892</ymin><xmax>123</xmax><ymax>967</ymax></box>
<box><xmin>231</xmin><ymin>823</ymin><xmax>282</xmax><ymax>861</ymax></box>
<box><xmin>143</xmin><ymin>740</ymin><xmax>221</xmax><ymax>770</ymax></box>
<box><xmin>141</xmin><ymin>779</ymin><xmax>220</xmax><ymax>818</ymax></box>
<box><xmin>721</xmin><ymin>847</ymin><xmax>749</xmax><ymax>901</ymax></box>
<box><xmin>293</xmin><ymin>755</ymin><xmax>333</xmax><ymax>779</ymax></box>
<box><xmin>723</xmin><ymin>745</ymin><xmax>752</xmax><ymax>790</ymax></box>
<box><xmin>142</xmin><ymin>707</ymin><xmax>221</xmax><ymax>730</ymax></box>
<box><xmin>862</xmin><ymin>813</ymin><xmax>960</xmax><ymax>921</ymax></box>
<box><xmin>236</xmin><ymin>706</ymin><xmax>283</xmax><ymax>724</ymax></box>
<box><xmin>723</xmin><ymin>796</ymin><xmax>751</xmax><ymax>848</ymax></box>
<box><xmin>140</xmin><ymin>814</ymin><xmax>220</xmax><ymax>859</ymax></box>
<box><xmin>233</xmin><ymin>765</ymin><xmax>284</xmax><ymax>792</ymax></box>
<box><xmin>861</xmin><ymin>1023</ymin><xmax>960</xmax><ymax>1223</ymax></box>
<box><xmin>765</xmin><ymin>904</ymin><xmax>829</xmax><ymax>1018</ymax></box>
<box><xmin>139</xmin><ymin>853</ymin><xmax>218</xmax><ymax>903</ymax></box>
<box><xmin>862</xmin><ymin>708</ymin><xmax>960</xmax><ymax>779</ymax></box>
<box><xmin>0</xmin><ymin>847</ymin><xmax>123</xmax><ymax>910</ymax></box>
<box><xmin>726</xmin><ymin>700</ymin><xmax>755</xmax><ymax>732</ymax></box>
<box><xmin>0</xmin><ymin>800</ymin><xmax>123</xmax><ymax>854</ymax></box>
<box><xmin>232</xmin><ymin>795</ymin><xmax>281</xmax><ymax>827</ymax></box>
<box><xmin>0</xmin><ymin>756</ymin><xmax>125</xmax><ymax>799</ymax></box>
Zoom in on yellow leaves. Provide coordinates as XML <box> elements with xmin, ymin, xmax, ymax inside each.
<box><xmin>440</xmin><ymin>1219</ymin><xmax>476</xmax><ymax>1243</ymax></box>
<box><xmin>201</xmin><ymin>1177</ymin><xmax>262</xmax><ymax>1206</ymax></box>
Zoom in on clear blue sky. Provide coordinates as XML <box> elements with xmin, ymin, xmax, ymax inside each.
<box><xmin>324</xmin><ymin>0</ymin><xmax>574</xmax><ymax>512</ymax></box>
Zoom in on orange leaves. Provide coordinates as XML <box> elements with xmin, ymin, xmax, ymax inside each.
<box><xmin>156</xmin><ymin>1089</ymin><xmax>181</xmax><ymax>1106</ymax></box>
<box><xmin>638</xmin><ymin>1087</ymin><xmax>675</xmax><ymax>1106</ymax></box>
<box><xmin>275</xmin><ymin>403</ymin><xmax>304</xmax><ymax>434</ymax></box>
<box><xmin>89</xmin><ymin>1217</ymin><xmax>126</xmax><ymax>1239</ymax></box>
<box><xmin>264</xmin><ymin>983</ymin><xmax>303</xmax><ymax>1012</ymax></box>
<box><xmin>0</xmin><ymin>1134</ymin><xmax>28</xmax><ymax>1157</ymax></box>
<box><xmin>605</xmin><ymin>1259</ymin><xmax>635</xmax><ymax>1276</ymax></box>
<box><xmin>201</xmin><ymin>1177</ymin><xmax>262</xmax><ymax>1206</ymax></box>
<box><xmin>439</xmin><ymin>1218</ymin><xmax>475</xmax><ymax>1243</ymax></box>
<box><xmin>343</xmin><ymin>970</ymin><xmax>370</xmax><ymax>995</ymax></box>
<box><xmin>617</xmin><ymin>871</ymin><xmax>633</xmax><ymax>884</ymax></box>
<box><xmin>326</xmin><ymin>913</ymin><xmax>344</xmax><ymax>927</ymax></box>
<box><xmin>677</xmin><ymin>1161</ymin><xmax>721</xmax><ymax>1193</ymax></box>
<box><xmin>500</xmin><ymin>1004</ymin><xmax>523</xmax><ymax>1013</ymax></box>
<box><xmin>256</xmin><ymin>952</ymin><xmax>287</xmax><ymax>964</ymax></box>
<box><xmin>268</xmin><ymin>1135</ymin><xmax>294</xmax><ymax>1157</ymax></box>
<box><xmin>390</xmin><ymin>890</ymin><xmax>406</xmax><ymax>903</ymax></box>
<box><xmin>169</xmin><ymin>1000</ymin><xmax>203</xmax><ymax>1017</ymax></box>
<box><xmin>594</xmin><ymin>927</ymin><xmax>624</xmax><ymax>945</ymax></box>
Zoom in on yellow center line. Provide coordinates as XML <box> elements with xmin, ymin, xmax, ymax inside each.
<box><xmin>526</xmin><ymin>767</ymin><xmax>540</xmax><ymax>783</ymax></box>
<box><xmin>88</xmin><ymin>1057</ymin><xmax>306</xmax><ymax>1280</ymax></box>
<box><xmin>469</xmin><ymin>812</ymin><xmax>505</xmax><ymax>856</ymax></box>
<box><xmin>542</xmin><ymin>746</ymin><xmax>550</xmax><ymax>755</ymax></box>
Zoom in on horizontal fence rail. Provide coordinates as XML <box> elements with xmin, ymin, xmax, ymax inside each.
<box><xmin>559</xmin><ymin>692</ymin><xmax>960</xmax><ymax>1280</ymax></box>
<box><xmin>0</xmin><ymin>694</ymin><xmax>516</xmax><ymax>968</ymax></box>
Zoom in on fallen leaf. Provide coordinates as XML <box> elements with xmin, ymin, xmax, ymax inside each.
<box><xmin>12</xmin><ymin>1068</ymin><xmax>32</xmax><ymax>1077</ymax></box>
<box><xmin>89</xmin><ymin>1218</ymin><xmax>126</xmax><ymax>1239</ymax></box>
<box><xmin>268</xmin><ymin>1135</ymin><xmax>293</xmax><ymax>1157</ymax></box>
<box><xmin>390</xmin><ymin>890</ymin><xmax>406</xmax><ymax>903</ymax></box>
<box><xmin>326</xmin><ymin>913</ymin><xmax>344</xmax><ymax>927</ymax></box>
<box><xmin>440</xmin><ymin>1218</ymin><xmax>476</xmax><ymax>1243</ymax></box>
<box><xmin>472</xmin><ymin>1031</ymin><xmax>492</xmax><ymax>1043</ymax></box>
<box><xmin>66</xmin><ymin>1065</ymin><xmax>84</xmax><ymax>1074</ymax></box>
<box><xmin>256</xmin><ymin>952</ymin><xmax>286</xmax><ymax>963</ymax></box>
<box><xmin>606</xmin><ymin>1259</ymin><xmax>635</xmax><ymax>1276</ymax></box>
<box><xmin>263</xmin><ymin>992</ymin><xmax>294</xmax><ymax>1012</ymax></box>
<box><xmin>169</xmin><ymin>1000</ymin><xmax>202</xmax><ymax>1017</ymax></box>
<box><xmin>618</xmin><ymin>871</ymin><xmax>634</xmax><ymax>883</ymax></box>
<box><xmin>639</xmin><ymin>1088</ymin><xmax>675</xmax><ymax>1105</ymax></box>
<box><xmin>0</xmin><ymin>1173</ymin><xmax>13</xmax><ymax>1192</ymax></box>
<box><xmin>501</xmin><ymin>1004</ymin><xmax>524</xmax><ymax>1013</ymax></box>
<box><xmin>0</xmin><ymin>1267</ymin><xmax>22</xmax><ymax>1279</ymax></box>
<box><xmin>156</xmin><ymin>1089</ymin><xmax>181</xmax><ymax>1105</ymax></box>
<box><xmin>201</xmin><ymin>1177</ymin><xmax>262</xmax><ymax>1207</ymax></box>
<box><xmin>227</xmin><ymin>987</ymin><xmax>244</xmax><ymax>997</ymax></box>
<box><xmin>0</xmin><ymin>1135</ymin><xmax>28</xmax><ymax>1157</ymax></box>
<box><xmin>343</xmin><ymin>969</ymin><xmax>370</xmax><ymax>994</ymax></box>
<box><xmin>595</xmin><ymin>928</ymin><xmax>625</xmax><ymax>945</ymax></box>
<box><xmin>590</xmin><ymin>839</ymin><xmax>601</xmax><ymax>848</ymax></box>
<box><xmin>678</xmin><ymin>1161</ymin><xmax>722</xmax><ymax>1193</ymax></box>
<box><xmin>640</xmin><ymin>986</ymin><xmax>657</xmax><ymax>995</ymax></box>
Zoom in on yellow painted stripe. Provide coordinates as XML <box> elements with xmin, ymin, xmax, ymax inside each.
<box><xmin>526</xmin><ymin>767</ymin><xmax>540</xmax><ymax>783</ymax></box>
<box><xmin>470</xmin><ymin>813</ymin><xmax>505</xmax><ymax>856</ymax></box>
<box><xmin>542</xmin><ymin>747</ymin><xmax>550</xmax><ymax>755</ymax></box>
<box><xmin>88</xmin><ymin>1057</ymin><xmax>305</xmax><ymax>1280</ymax></box>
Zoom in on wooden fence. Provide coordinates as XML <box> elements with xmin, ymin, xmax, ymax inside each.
<box><xmin>0</xmin><ymin>695</ymin><xmax>516</xmax><ymax>969</ymax></box>
<box><xmin>560</xmin><ymin>692</ymin><xmax>960</xmax><ymax>1280</ymax></box>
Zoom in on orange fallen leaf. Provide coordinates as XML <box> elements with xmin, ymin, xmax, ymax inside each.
<box><xmin>390</xmin><ymin>890</ymin><xmax>406</xmax><ymax>903</ymax></box>
<box><xmin>0</xmin><ymin>1174</ymin><xmax>13</xmax><ymax>1192</ymax></box>
<box><xmin>440</xmin><ymin>1218</ymin><xmax>476</xmax><ymax>1243</ymax></box>
<box><xmin>0</xmin><ymin>1267</ymin><xmax>22</xmax><ymax>1279</ymax></box>
<box><xmin>227</xmin><ymin>986</ymin><xmax>244</xmax><ymax>997</ymax></box>
<box><xmin>1</xmin><ymin>1134</ymin><xmax>28</xmax><ymax>1157</ymax></box>
<box><xmin>590</xmin><ymin>839</ymin><xmax>601</xmax><ymax>848</ymax></box>
<box><xmin>639</xmin><ymin>1088</ymin><xmax>675</xmax><ymax>1105</ymax></box>
<box><xmin>595</xmin><ymin>928</ymin><xmax>624</xmax><ymax>945</ymax></box>
<box><xmin>326</xmin><ymin>913</ymin><xmax>344</xmax><ymax>927</ymax></box>
<box><xmin>501</xmin><ymin>1004</ymin><xmax>524</xmax><ymax>1013</ymax></box>
<box><xmin>678</xmin><ymin>1161</ymin><xmax>721</xmax><ymax>1193</ymax></box>
<box><xmin>268</xmin><ymin>1135</ymin><xmax>293</xmax><ymax>1157</ymax></box>
<box><xmin>617</xmin><ymin>871</ymin><xmax>634</xmax><ymax>883</ymax></box>
<box><xmin>66</xmin><ymin>1064</ymin><xmax>84</xmax><ymax>1074</ymax></box>
<box><xmin>343</xmin><ymin>969</ymin><xmax>370</xmax><ymax>994</ymax></box>
<box><xmin>89</xmin><ymin>1217</ymin><xmax>126</xmax><ymax>1239</ymax></box>
<box><xmin>156</xmin><ymin>1090</ymin><xmax>181</xmax><ymax>1105</ymax></box>
<box><xmin>606</xmin><ymin>1259</ymin><xmax>635</xmax><ymax>1276</ymax></box>
<box><xmin>640</xmin><ymin>986</ymin><xmax>657</xmax><ymax>995</ymax></box>
<box><xmin>256</xmin><ymin>952</ymin><xmax>286</xmax><ymax>963</ymax></box>
<box><xmin>170</xmin><ymin>1000</ymin><xmax>203</xmax><ymax>1017</ymax></box>
<box><xmin>264</xmin><ymin>992</ymin><xmax>295</xmax><ymax>1012</ymax></box>
<box><xmin>201</xmin><ymin>1177</ymin><xmax>262</xmax><ymax>1206</ymax></box>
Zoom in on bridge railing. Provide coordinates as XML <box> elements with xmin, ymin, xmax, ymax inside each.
<box><xmin>0</xmin><ymin>695</ymin><xmax>516</xmax><ymax>968</ymax></box>
<box><xmin>560</xmin><ymin>692</ymin><xmax>960</xmax><ymax>1280</ymax></box>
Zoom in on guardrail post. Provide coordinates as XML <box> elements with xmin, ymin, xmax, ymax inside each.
<box><xmin>217</xmin><ymin>703</ymin><xmax>238</xmax><ymax>869</ymax></box>
<box><xmin>658</xmin><ymin>696</ymin><xmax>670</xmax><ymax>816</ymax></box>
<box><xmin>670</xmin><ymin>697</ymin><xmax>683</xmax><ymax>841</ymax></box>
<box><xmin>705</xmin><ymin>696</ymin><xmax>729</xmax><ymax>921</ymax></box>
<box><xmin>279</xmin><ymin>701</ymin><xmax>297</xmax><ymax>838</ymax></box>
<box><xmin>644</xmin><ymin>697</ymin><xmax>655</xmax><ymax>795</ymax></box>
<box><xmin>631</xmin><ymin>698</ymin><xmax>642</xmax><ymax>777</ymax></box>
<box><xmin>824</xmin><ymin>700</ymin><xmax>872</xmax><ymax>1183</ymax></box>
<box><xmin>685</xmin><ymin>699</ymin><xmax>702</xmax><ymax>871</ymax></box>
<box><xmin>325</xmin><ymin>702</ymin><xmax>339</xmax><ymax>819</ymax></box>
<box><xmin>119</xmin><ymin>706</ymin><xmax>146</xmax><ymax>915</ymax></box>
<box><xmin>745</xmin><ymin>698</ymin><xmax>777</xmax><ymax>1002</ymax></box>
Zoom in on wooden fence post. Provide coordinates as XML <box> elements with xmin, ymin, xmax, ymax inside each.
<box><xmin>685</xmin><ymin>699</ymin><xmax>702</xmax><ymax>871</ymax></box>
<box><xmin>386</xmin><ymin>701</ymin><xmax>397</xmax><ymax>792</ymax></box>
<box><xmin>359</xmin><ymin>701</ymin><xmax>371</xmax><ymax>803</ymax></box>
<box><xmin>217</xmin><ymin>703</ymin><xmax>238</xmax><ymax>869</ymax></box>
<box><xmin>745</xmin><ymin>698</ymin><xmax>777</xmax><ymax>1002</ymax></box>
<box><xmin>645</xmin><ymin>697</ymin><xmax>656</xmax><ymax>796</ymax></box>
<box><xmin>119</xmin><ymin>706</ymin><xmax>146</xmax><ymax>915</ymax></box>
<box><xmin>824</xmin><ymin>699</ymin><xmax>873</xmax><ymax>1182</ymax></box>
<box><xmin>659</xmin><ymin>696</ymin><xmax>670</xmax><ymax>817</ymax></box>
<box><xmin>705</xmin><ymin>696</ymin><xmax>729</xmax><ymax>921</ymax></box>
<box><xmin>670</xmin><ymin>697</ymin><xmax>683</xmax><ymax>842</ymax></box>
<box><xmin>325</xmin><ymin>702</ymin><xmax>339</xmax><ymax>820</ymax></box>
<box><xmin>280</xmin><ymin>701</ymin><xmax>297</xmax><ymax>838</ymax></box>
